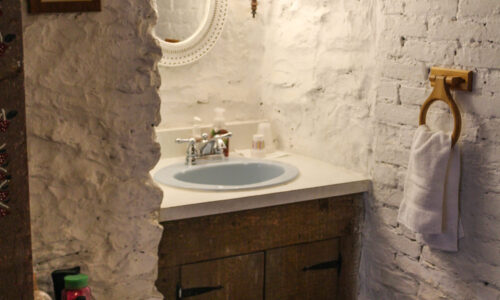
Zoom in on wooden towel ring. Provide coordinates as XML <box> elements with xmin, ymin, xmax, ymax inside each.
<box><xmin>419</xmin><ymin>75</ymin><xmax>462</xmax><ymax>147</ymax></box>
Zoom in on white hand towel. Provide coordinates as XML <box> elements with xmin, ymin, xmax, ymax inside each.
<box><xmin>397</xmin><ymin>125</ymin><xmax>463</xmax><ymax>252</ymax></box>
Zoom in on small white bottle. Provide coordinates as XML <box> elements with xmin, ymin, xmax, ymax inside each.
<box><xmin>213</xmin><ymin>108</ymin><xmax>226</xmax><ymax>132</ymax></box>
<box><xmin>251</xmin><ymin>134</ymin><xmax>266</xmax><ymax>158</ymax></box>
<box><xmin>192</xmin><ymin>116</ymin><xmax>202</xmax><ymax>140</ymax></box>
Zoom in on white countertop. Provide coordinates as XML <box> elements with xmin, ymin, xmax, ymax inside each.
<box><xmin>152</xmin><ymin>151</ymin><xmax>371</xmax><ymax>222</ymax></box>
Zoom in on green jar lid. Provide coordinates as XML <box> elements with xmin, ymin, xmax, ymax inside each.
<box><xmin>64</xmin><ymin>274</ymin><xmax>88</xmax><ymax>290</ymax></box>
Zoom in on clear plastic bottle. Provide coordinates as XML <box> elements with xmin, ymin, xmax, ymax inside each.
<box><xmin>62</xmin><ymin>274</ymin><xmax>92</xmax><ymax>300</ymax></box>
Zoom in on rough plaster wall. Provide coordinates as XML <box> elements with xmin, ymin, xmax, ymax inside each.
<box><xmin>158</xmin><ymin>0</ymin><xmax>376</xmax><ymax>174</ymax></box>
<box><xmin>259</xmin><ymin>0</ymin><xmax>376</xmax><ymax>173</ymax></box>
<box><xmin>361</xmin><ymin>0</ymin><xmax>500</xmax><ymax>299</ymax></box>
<box><xmin>23</xmin><ymin>1</ymin><xmax>164</xmax><ymax>299</ymax></box>
<box><xmin>157</xmin><ymin>0</ymin><xmax>264</xmax><ymax>128</ymax></box>
<box><xmin>155</xmin><ymin>0</ymin><xmax>207</xmax><ymax>41</ymax></box>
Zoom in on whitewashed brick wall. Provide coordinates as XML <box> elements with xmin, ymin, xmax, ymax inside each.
<box><xmin>361</xmin><ymin>0</ymin><xmax>500</xmax><ymax>299</ymax></box>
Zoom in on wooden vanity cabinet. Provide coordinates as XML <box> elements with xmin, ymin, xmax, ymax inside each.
<box><xmin>157</xmin><ymin>194</ymin><xmax>363</xmax><ymax>300</ymax></box>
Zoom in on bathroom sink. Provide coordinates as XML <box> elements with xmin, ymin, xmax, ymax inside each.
<box><xmin>154</xmin><ymin>157</ymin><xmax>299</xmax><ymax>191</ymax></box>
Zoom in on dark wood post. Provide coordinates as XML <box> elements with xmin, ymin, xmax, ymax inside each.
<box><xmin>0</xmin><ymin>0</ymin><xmax>34</xmax><ymax>298</ymax></box>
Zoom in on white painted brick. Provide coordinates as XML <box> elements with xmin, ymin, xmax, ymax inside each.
<box><xmin>381</xmin><ymin>60</ymin><xmax>428</xmax><ymax>82</ymax></box>
<box><xmin>472</xmin><ymin>282</ymin><xmax>500</xmax><ymax>300</ymax></box>
<box><xmin>456</xmin><ymin>93</ymin><xmax>500</xmax><ymax>118</ymax></box>
<box><xmin>405</xmin><ymin>0</ymin><xmax>458</xmax><ymax>18</ymax></box>
<box><xmin>455</xmin><ymin>45</ymin><xmax>500</xmax><ymax>69</ymax></box>
<box><xmin>428</xmin><ymin>17</ymin><xmax>486</xmax><ymax>42</ymax></box>
<box><xmin>399</xmin><ymin>125</ymin><xmax>416</xmax><ymax>148</ymax></box>
<box><xmin>374</xmin><ymin>122</ymin><xmax>412</xmax><ymax>165</ymax></box>
<box><xmin>403</xmin><ymin>0</ymin><xmax>431</xmax><ymax>17</ymax></box>
<box><xmin>382</xmin><ymin>15</ymin><xmax>428</xmax><ymax>38</ymax></box>
<box><xmin>378</xmin><ymin>226</ymin><xmax>422</xmax><ymax>258</ymax></box>
<box><xmin>417</xmin><ymin>283</ymin><xmax>450</xmax><ymax>300</ymax></box>
<box><xmin>396</xmin><ymin>168</ymin><xmax>408</xmax><ymax>190</ymax></box>
<box><xmin>484</xmin><ymin>20</ymin><xmax>500</xmax><ymax>42</ymax></box>
<box><xmin>374</xmin><ymin>143</ymin><xmax>410</xmax><ymax>167</ymax></box>
<box><xmin>377</xmin><ymin>80</ymin><xmax>400</xmax><ymax>102</ymax></box>
<box><xmin>396</xmin><ymin>223</ymin><xmax>418</xmax><ymax>241</ymax></box>
<box><xmin>481</xmin><ymin>143</ymin><xmax>500</xmax><ymax>165</ymax></box>
<box><xmin>458</xmin><ymin>0</ymin><xmax>500</xmax><ymax>17</ymax></box>
<box><xmin>398</xmin><ymin>253</ymin><xmax>475</xmax><ymax>300</ymax></box>
<box><xmin>376</xmin><ymin>268</ymin><xmax>419</xmax><ymax>295</ymax></box>
<box><xmin>402</xmin><ymin>39</ymin><xmax>456</xmax><ymax>65</ymax></box>
<box><xmin>469</xmin><ymin>192</ymin><xmax>500</xmax><ymax>218</ymax></box>
<box><xmin>484</xmin><ymin>70</ymin><xmax>500</xmax><ymax>95</ymax></box>
<box><xmin>399</xmin><ymin>85</ymin><xmax>431</xmax><ymax>106</ymax></box>
<box><xmin>381</xmin><ymin>0</ymin><xmax>404</xmax><ymax>15</ymax></box>
<box><xmin>379</xmin><ymin>206</ymin><xmax>399</xmax><ymax>227</ymax></box>
<box><xmin>474</xmin><ymin>263</ymin><xmax>500</xmax><ymax>289</ymax></box>
<box><xmin>373</xmin><ymin>183</ymin><xmax>404</xmax><ymax>207</ymax></box>
<box><xmin>429</xmin><ymin>1</ymin><xmax>459</xmax><ymax>18</ymax></box>
<box><xmin>375</xmin><ymin>102</ymin><xmax>420</xmax><ymax>126</ymax></box>
<box><xmin>461</xmin><ymin>239</ymin><xmax>500</xmax><ymax>267</ymax></box>
<box><xmin>374</xmin><ymin>163</ymin><xmax>399</xmax><ymax>187</ymax></box>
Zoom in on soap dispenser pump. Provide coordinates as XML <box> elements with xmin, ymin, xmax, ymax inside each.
<box><xmin>213</xmin><ymin>107</ymin><xmax>226</xmax><ymax>132</ymax></box>
<box><xmin>192</xmin><ymin>116</ymin><xmax>202</xmax><ymax>141</ymax></box>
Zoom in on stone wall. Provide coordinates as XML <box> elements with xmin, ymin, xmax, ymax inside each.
<box><xmin>22</xmin><ymin>0</ymin><xmax>164</xmax><ymax>298</ymax></box>
<box><xmin>361</xmin><ymin>0</ymin><xmax>500</xmax><ymax>299</ymax></box>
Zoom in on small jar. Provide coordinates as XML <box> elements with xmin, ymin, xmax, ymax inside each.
<box><xmin>62</xmin><ymin>274</ymin><xmax>92</xmax><ymax>300</ymax></box>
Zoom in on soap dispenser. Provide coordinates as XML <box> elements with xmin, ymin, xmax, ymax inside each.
<box><xmin>192</xmin><ymin>116</ymin><xmax>202</xmax><ymax>141</ymax></box>
<box><xmin>212</xmin><ymin>107</ymin><xmax>226</xmax><ymax>132</ymax></box>
<box><xmin>211</xmin><ymin>107</ymin><xmax>230</xmax><ymax>157</ymax></box>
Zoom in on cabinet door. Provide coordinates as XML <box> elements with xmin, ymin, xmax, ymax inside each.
<box><xmin>179</xmin><ymin>252</ymin><xmax>264</xmax><ymax>299</ymax></box>
<box><xmin>265</xmin><ymin>239</ymin><xmax>340</xmax><ymax>300</ymax></box>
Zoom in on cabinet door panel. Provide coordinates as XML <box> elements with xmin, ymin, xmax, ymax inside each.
<box><xmin>180</xmin><ymin>252</ymin><xmax>264</xmax><ymax>299</ymax></box>
<box><xmin>266</xmin><ymin>239</ymin><xmax>340</xmax><ymax>300</ymax></box>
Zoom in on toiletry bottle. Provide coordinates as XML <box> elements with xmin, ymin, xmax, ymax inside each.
<box><xmin>192</xmin><ymin>116</ymin><xmax>202</xmax><ymax>142</ymax></box>
<box><xmin>62</xmin><ymin>274</ymin><xmax>92</xmax><ymax>300</ymax></box>
<box><xmin>251</xmin><ymin>134</ymin><xmax>266</xmax><ymax>158</ymax></box>
<box><xmin>210</xmin><ymin>107</ymin><xmax>230</xmax><ymax>157</ymax></box>
<box><xmin>52</xmin><ymin>266</ymin><xmax>81</xmax><ymax>300</ymax></box>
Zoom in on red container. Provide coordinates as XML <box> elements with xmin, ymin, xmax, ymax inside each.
<box><xmin>62</xmin><ymin>274</ymin><xmax>92</xmax><ymax>300</ymax></box>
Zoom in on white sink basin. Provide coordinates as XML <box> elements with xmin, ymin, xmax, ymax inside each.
<box><xmin>154</xmin><ymin>157</ymin><xmax>299</xmax><ymax>191</ymax></box>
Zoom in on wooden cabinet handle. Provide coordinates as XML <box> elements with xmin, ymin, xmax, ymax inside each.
<box><xmin>177</xmin><ymin>285</ymin><xmax>223</xmax><ymax>299</ymax></box>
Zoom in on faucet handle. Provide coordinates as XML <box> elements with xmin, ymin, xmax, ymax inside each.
<box><xmin>175</xmin><ymin>137</ymin><xmax>196</xmax><ymax>144</ymax></box>
<box><xmin>215</xmin><ymin>132</ymin><xmax>232</xmax><ymax>139</ymax></box>
<box><xmin>201</xmin><ymin>133</ymin><xmax>209</xmax><ymax>142</ymax></box>
<box><xmin>176</xmin><ymin>137</ymin><xmax>197</xmax><ymax>165</ymax></box>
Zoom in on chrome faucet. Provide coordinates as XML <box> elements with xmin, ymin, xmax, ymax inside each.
<box><xmin>176</xmin><ymin>132</ymin><xmax>232</xmax><ymax>166</ymax></box>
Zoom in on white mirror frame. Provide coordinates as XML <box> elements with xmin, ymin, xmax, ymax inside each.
<box><xmin>156</xmin><ymin>0</ymin><xmax>228</xmax><ymax>67</ymax></box>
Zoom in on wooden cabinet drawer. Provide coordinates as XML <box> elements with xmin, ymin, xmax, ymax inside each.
<box><xmin>178</xmin><ymin>252</ymin><xmax>264</xmax><ymax>299</ymax></box>
<box><xmin>265</xmin><ymin>239</ymin><xmax>340</xmax><ymax>300</ymax></box>
<box><xmin>159</xmin><ymin>196</ymin><xmax>358</xmax><ymax>268</ymax></box>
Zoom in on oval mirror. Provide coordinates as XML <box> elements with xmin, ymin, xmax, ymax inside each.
<box><xmin>155</xmin><ymin>0</ymin><xmax>228</xmax><ymax>67</ymax></box>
